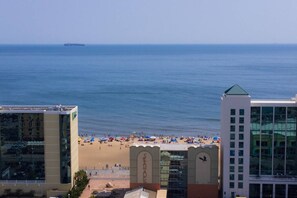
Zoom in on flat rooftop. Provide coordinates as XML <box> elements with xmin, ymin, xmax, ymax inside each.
<box><xmin>251</xmin><ymin>99</ymin><xmax>297</xmax><ymax>104</ymax></box>
<box><xmin>0</xmin><ymin>105</ymin><xmax>76</xmax><ymax>113</ymax></box>
<box><xmin>131</xmin><ymin>143</ymin><xmax>218</xmax><ymax>151</ymax></box>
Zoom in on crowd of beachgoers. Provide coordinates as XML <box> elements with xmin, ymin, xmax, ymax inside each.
<box><xmin>78</xmin><ymin>133</ymin><xmax>221</xmax><ymax>145</ymax></box>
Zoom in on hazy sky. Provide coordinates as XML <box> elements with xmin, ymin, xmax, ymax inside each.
<box><xmin>1</xmin><ymin>0</ymin><xmax>297</xmax><ymax>44</ymax></box>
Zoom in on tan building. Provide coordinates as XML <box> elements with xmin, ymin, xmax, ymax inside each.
<box><xmin>130</xmin><ymin>144</ymin><xmax>219</xmax><ymax>198</ymax></box>
<box><xmin>0</xmin><ymin>105</ymin><xmax>78</xmax><ymax>197</ymax></box>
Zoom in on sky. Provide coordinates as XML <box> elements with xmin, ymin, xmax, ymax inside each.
<box><xmin>0</xmin><ymin>0</ymin><xmax>297</xmax><ymax>44</ymax></box>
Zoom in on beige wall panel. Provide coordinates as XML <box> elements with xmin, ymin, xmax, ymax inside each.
<box><xmin>44</xmin><ymin>114</ymin><xmax>60</xmax><ymax>184</ymax></box>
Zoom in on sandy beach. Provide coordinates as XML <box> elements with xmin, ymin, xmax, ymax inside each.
<box><xmin>79</xmin><ymin>139</ymin><xmax>131</xmax><ymax>170</ymax></box>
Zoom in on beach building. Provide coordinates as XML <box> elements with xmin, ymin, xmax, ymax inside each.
<box><xmin>0</xmin><ymin>105</ymin><xmax>78</xmax><ymax>197</ymax></box>
<box><xmin>221</xmin><ymin>85</ymin><xmax>297</xmax><ymax>198</ymax></box>
<box><xmin>130</xmin><ymin>143</ymin><xmax>219</xmax><ymax>198</ymax></box>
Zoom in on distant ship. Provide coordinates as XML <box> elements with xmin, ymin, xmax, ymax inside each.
<box><xmin>64</xmin><ymin>43</ymin><xmax>85</xmax><ymax>46</ymax></box>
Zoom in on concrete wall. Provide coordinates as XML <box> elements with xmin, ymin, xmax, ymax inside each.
<box><xmin>188</xmin><ymin>145</ymin><xmax>218</xmax><ymax>185</ymax></box>
<box><xmin>70</xmin><ymin>107</ymin><xmax>79</xmax><ymax>187</ymax></box>
<box><xmin>188</xmin><ymin>145</ymin><xmax>219</xmax><ymax>198</ymax></box>
<box><xmin>221</xmin><ymin>94</ymin><xmax>251</xmax><ymax>198</ymax></box>
<box><xmin>130</xmin><ymin>145</ymin><xmax>160</xmax><ymax>191</ymax></box>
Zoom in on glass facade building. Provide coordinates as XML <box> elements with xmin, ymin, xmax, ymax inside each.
<box><xmin>0</xmin><ymin>105</ymin><xmax>78</xmax><ymax>197</ymax></box>
<box><xmin>221</xmin><ymin>85</ymin><xmax>297</xmax><ymax>198</ymax></box>
<box><xmin>0</xmin><ymin>113</ymin><xmax>45</xmax><ymax>180</ymax></box>
<box><xmin>250</xmin><ymin>106</ymin><xmax>297</xmax><ymax>198</ymax></box>
<box><xmin>60</xmin><ymin>114</ymin><xmax>71</xmax><ymax>183</ymax></box>
<box><xmin>160</xmin><ymin>151</ymin><xmax>187</xmax><ymax>198</ymax></box>
<box><xmin>250</xmin><ymin>107</ymin><xmax>297</xmax><ymax>176</ymax></box>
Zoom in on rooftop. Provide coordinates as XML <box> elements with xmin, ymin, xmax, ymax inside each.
<box><xmin>0</xmin><ymin>105</ymin><xmax>76</xmax><ymax>112</ymax></box>
<box><xmin>251</xmin><ymin>95</ymin><xmax>297</xmax><ymax>104</ymax></box>
<box><xmin>224</xmin><ymin>84</ymin><xmax>249</xmax><ymax>96</ymax></box>
<box><xmin>131</xmin><ymin>143</ymin><xmax>217</xmax><ymax>151</ymax></box>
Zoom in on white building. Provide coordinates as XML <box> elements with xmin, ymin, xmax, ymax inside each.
<box><xmin>221</xmin><ymin>85</ymin><xmax>297</xmax><ymax>198</ymax></box>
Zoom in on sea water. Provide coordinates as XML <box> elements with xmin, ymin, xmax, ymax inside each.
<box><xmin>0</xmin><ymin>44</ymin><xmax>297</xmax><ymax>136</ymax></box>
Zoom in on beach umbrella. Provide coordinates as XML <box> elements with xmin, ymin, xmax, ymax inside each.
<box><xmin>150</xmin><ymin>136</ymin><xmax>157</xmax><ymax>140</ymax></box>
<box><xmin>100</xmin><ymin>137</ymin><xmax>108</xmax><ymax>141</ymax></box>
<box><xmin>213</xmin><ymin>136</ymin><xmax>220</xmax><ymax>141</ymax></box>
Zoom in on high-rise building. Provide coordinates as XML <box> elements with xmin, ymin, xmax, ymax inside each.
<box><xmin>221</xmin><ymin>85</ymin><xmax>297</xmax><ymax>198</ymax></box>
<box><xmin>0</xmin><ymin>105</ymin><xmax>78</xmax><ymax>197</ymax></box>
<box><xmin>130</xmin><ymin>143</ymin><xmax>219</xmax><ymax>198</ymax></box>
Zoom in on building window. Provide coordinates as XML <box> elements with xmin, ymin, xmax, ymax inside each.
<box><xmin>229</xmin><ymin>174</ymin><xmax>234</xmax><ymax>180</ymax></box>
<box><xmin>230</xmin><ymin>125</ymin><xmax>235</xmax><ymax>132</ymax></box>
<box><xmin>238</xmin><ymin>166</ymin><xmax>243</xmax><ymax>172</ymax></box>
<box><xmin>250</xmin><ymin>184</ymin><xmax>260</xmax><ymax>198</ymax></box>
<box><xmin>230</xmin><ymin>142</ymin><xmax>235</xmax><ymax>148</ymax></box>
<box><xmin>230</xmin><ymin>150</ymin><xmax>235</xmax><ymax>156</ymax></box>
<box><xmin>238</xmin><ymin>174</ymin><xmax>243</xmax><ymax>180</ymax></box>
<box><xmin>229</xmin><ymin>182</ymin><xmax>234</xmax><ymax>188</ymax></box>
<box><xmin>239</xmin><ymin>142</ymin><xmax>244</xmax><ymax>148</ymax></box>
<box><xmin>239</xmin><ymin>134</ymin><xmax>244</xmax><ymax>140</ymax></box>
<box><xmin>230</xmin><ymin>166</ymin><xmax>235</xmax><ymax>172</ymax></box>
<box><xmin>230</xmin><ymin>158</ymin><xmax>235</xmax><ymax>164</ymax></box>
<box><xmin>275</xmin><ymin>184</ymin><xmax>286</xmax><ymax>198</ymax></box>
<box><xmin>239</xmin><ymin>150</ymin><xmax>244</xmax><ymax>156</ymax></box>
<box><xmin>238</xmin><ymin>182</ymin><xmax>243</xmax><ymax>188</ymax></box>
<box><xmin>0</xmin><ymin>113</ymin><xmax>45</xmax><ymax>181</ymax></box>
<box><xmin>60</xmin><ymin>114</ymin><xmax>71</xmax><ymax>183</ymax></box>
<box><xmin>238</xmin><ymin>158</ymin><xmax>243</xmax><ymax>164</ymax></box>
<box><xmin>230</xmin><ymin>117</ymin><xmax>236</xmax><ymax>124</ymax></box>
<box><xmin>230</xmin><ymin>134</ymin><xmax>235</xmax><ymax>140</ymax></box>
<box><xmin>239</xmin><ymin>117</ymin><xmax>244</xmax><ymax>123</ymax></box>
<box><xmin>239</xmin><ymin>125</ymin><xmax>244</xmax><ymax>132</ymax></box>
<box><xmin>239</xmin><ymin>109</ymin><xmax>244</xmax><ymax>115</ymax></box>
<box><xmin>231</xmin><ymin>109</ymin><xmax>236</xmax><ymax>115</ymax></box>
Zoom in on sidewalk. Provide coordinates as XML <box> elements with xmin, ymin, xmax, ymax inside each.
<box><xmin>80</xmin><ymin>169</ymin><xmax>130</xmax><ymax>198</ymax></box>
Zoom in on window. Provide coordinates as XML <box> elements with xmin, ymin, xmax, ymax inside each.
<box><xmin>230</xmin><ymin>158</ymin><xmax>235</xmax><ymax>164</ymax></box>
<box><xmin>239</xmin><ymin>150</ymin><xmax>244</xmax><ymax>156</ymax></box>
<box><xmin>239</xmin><ymin>134</ymin><xmax>244</xmax><ymax>140</ymax></box>
<box><xmin>239</xmin><ymin>125</ymin><xmax>244</xmax><ymax>132</ymax></box>
<box><xmin>230</xmin><ymin>166</ymin><xmax>235</xmax><ymax>172</ymax></box>
<box><xmin>238</xmin><ymin>174</ymin><xmax>243</xmax><ymax>180</ymax></box>
<box><xmin>261</xmin><ymin>141</ymin><xmax>268</xmax><ymax>147</ymax></box>
<box><xmin>230</xmin><ymin>134</ymin><xmax>235</xmax><ymax>140</ymax></box>
<box><xmin>239</xmin><ymin>142</ymin><xmax>244</xmax><ymax>148</ymax></box>
<box><xmin>231</xmin><ymin>109</ymin><xmax>236</xmax><ymax>115</ymax></box>
<box><xmin>240</xmin><ymin>109</ymin><xmax>244</xmax><ymax>115</ymax></box>
<box><xmin>230</xmin><ymin>125</ymin><xmax>235</xmax><ymax>132</ymax></box>
<box><xmin>230</xmin><ymin>150</ymin><xmax>235</xmax><ymax>156</ymax></box>
<box><xmin>229</xmin><ymin>182</ymin><xmax>234</xmax><ymax>188</ymax></box>
<box><xmin>230</xmin><ymin>117</ymin><xmax>235</xmax><ymax>123</ymax></box>
<box><xmin>238</xmin><ymin>166</ymin><xmax>243</xmax><ymax>172</ymax></box>
<box><xmin>239</xmin><ymin>158</ymin><xmax>243</xmax><ymax>164</ymax></box>
<box><xmin>230</xmin><ymin>174</ymin><xmax>234</xmax><ymax>180</ymax></box>
<box><xmin>238</xmin><ymin>182</ymin><xmax>243</xmax><ymax>188</ymax></box>
<box><xmin>239</xmin><ymin>117</ymin><xmax>244</xmax><ymax>123</ymax></box>
<box><xmin>230</xmin><ymin>142</ymin><xmax>235</xmax><ymax>148</ymax></box>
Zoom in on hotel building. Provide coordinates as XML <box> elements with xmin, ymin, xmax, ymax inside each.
<box><xmin>130</xmin><ymin>143</ymin><xmax>219</xmax><ymax>198</ymax></box>
<box><xmin>0</xmin><ymin>105</ymin><xmax>78</xmax><ymax>197</ymax></box>
<box><xmin>221</xmin><ymin>85</ymin><xmax>297</xmax><ymax>198</ymax></box>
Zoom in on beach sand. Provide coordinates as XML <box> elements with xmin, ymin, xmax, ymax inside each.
<box><xmin>79</xmin><ymin>140</ymin><xmax>131</xmax><ymax>170</ymax></box>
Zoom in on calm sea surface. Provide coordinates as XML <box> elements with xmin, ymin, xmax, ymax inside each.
<box><xmin>0</xmin><ymin>45</ymin><xmax>297</xmax><ymax>136</ymax></box>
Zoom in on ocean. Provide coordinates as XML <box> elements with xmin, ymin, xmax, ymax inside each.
<box><xmin>0</xmin><ymin>44</ymin><xmax>297</xmax><ymax>137</ymax></box>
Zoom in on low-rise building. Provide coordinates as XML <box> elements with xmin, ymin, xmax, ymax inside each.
<box><xmin>130</xmin><ymin>143</ymin><xmax>219</xmax><ymax>198</ymax></box>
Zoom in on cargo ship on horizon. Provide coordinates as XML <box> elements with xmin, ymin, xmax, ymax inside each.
<box><xmin>64</xmin><ymin>43</ymin><xmax>85</xmax><ymax>46</ymax></box>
